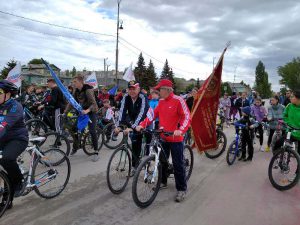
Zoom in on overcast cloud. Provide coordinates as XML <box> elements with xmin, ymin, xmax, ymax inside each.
<box><xmin>1</xmin><ymin>0</ymin><xmax>300</xmax><ymax>91</ymax></box>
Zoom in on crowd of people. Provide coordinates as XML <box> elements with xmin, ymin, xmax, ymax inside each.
<box><xmin>0</xmin><ymin>75</ymin><xmax>300</xmax><ymax>211</ymax></box>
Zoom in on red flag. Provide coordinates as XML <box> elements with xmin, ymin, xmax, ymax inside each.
<box><xmin>191</xmin><ymin>47</ymin><xmax>227</xmax><ymax>152</ymax></box>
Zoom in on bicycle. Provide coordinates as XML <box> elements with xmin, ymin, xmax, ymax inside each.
<box><xmin>61</xmin><ymin>114</ymin><xmax>103</xmax><ymax>155</ymax></box>
<box><xmin>131</xmin><ymin>129</ymin><xmax>194</xmax><ymax>208</ymax></box>
<box><xmin>0</xmin><ymin>137</ymin><xmax>71</xmax><ymax>217</ymax></box>
<box><xmin>268</xmin><ymin>123</ymin><xmax>300</xmax><ymax>191</ymax></box>
<box><xmin>226</xmin><ymin>123</ymin><xmax>245</xmax><ymax>165</ymax></box>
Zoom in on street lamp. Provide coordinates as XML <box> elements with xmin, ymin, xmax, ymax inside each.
<box><xmin>115</xmin><ymin>0</ymin><xmax>123</xmax><ymax>87</ymax></box>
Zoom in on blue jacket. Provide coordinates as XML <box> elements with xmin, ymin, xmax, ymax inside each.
<box><xmin>0</xmin><ymin>99</ymin><xmax>28</xmax><ymax>143</ymax></box>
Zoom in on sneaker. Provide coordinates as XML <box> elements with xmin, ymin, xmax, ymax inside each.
<box><xmin>70</xmin><ymin>149</ymin><xmax>77</xmax><ymax>156</ymax></box>
<box><xmin>175</xmin><ymin>191</ymin><xmax>186</xmax><ymax>203</ymax></box>
<box><xmin>259</xmin><ymin>146</ymin><xmax>264</xmax><ymax>152</ymax></box>
<box><xmin>91</xmin><ymin>153</ymin><xmax>99</xmax><ymax>162</ymax></box>
<box><xmin>265</xmin><ymin>146</ymin><xmax>270</xmax><ymax>152</ymax></box>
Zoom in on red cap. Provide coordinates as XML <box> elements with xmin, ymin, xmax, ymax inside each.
<box><xmin>154</xmin><ymin>79</ymin><xmax>173</xmax><ymax>90</ymax></box>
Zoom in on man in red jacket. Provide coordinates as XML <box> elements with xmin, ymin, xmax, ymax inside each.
<box><xmin>136</xmin><ymin>79</ymin><xmax>191</xmax><ymax>203</ymax></box>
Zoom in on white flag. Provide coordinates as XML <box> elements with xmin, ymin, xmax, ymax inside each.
<box><xmin>123</xmin><ymin>62</ymin><xmax>135</xmax><ymax>82</ymax></box>
<box><xmin>85</xmin><ymin>72</ymin><xmax>98</xmax><ymax>88</ymax></box>
<box><xmin>6</xmin><ymin>62</ymin><xmax>22</xmax><ymax>88</ymax></box>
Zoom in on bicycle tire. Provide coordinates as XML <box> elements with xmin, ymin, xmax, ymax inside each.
<box><xmin>103</xmin><ymin>123</ymin><xmax>126</xmax><ymax>149</ymax></box>
<box><xmin>132</xmin><ymin>155</ymin><xmax>162</xmax><ymax>208</ymax></box>
<box><xmin>184</xmin><ymin>145</ymin><xmax>194</xmax><ymax>181</ymax></box>
<box><xmin>268</xmin><ymin>148</ymin><xmax>300</xmax><ymax>191</ymax></box>
<box><xmin>82</xmin><ymin>129</ymin><xmax>104</xmax><ymax>156</ymax></box>
<box><xmin>25</xmin><ymin>118</ymin><xmax>48</xmax><ymax>137</ymax></box>
<box><xmin>0</xmin><ymin>171</ymin><xmax>12</xmax><ymax>218</ymax></box>
<box><xmin>226</xmin><ymin>141</ymin><xmax>237</xmax><ymax>166</ymax></box>
<box><xmin>33</xmin><ymin>148</ymin><xmax>71</xmax><ymax>199</ymax></box>
<box><xmin>205</xmin><ymin>130</ymin><xmax>227</xmax><ymax>159</ymax></box>
<box><xmin>106</xmin><ymin>146</ymin><xmax>131</xmax><ymax>194</ymax></box>
<box><xmin>40</xmin><ymin>132</ymin><xmax>71</xmax><ymax>156</ymax></box>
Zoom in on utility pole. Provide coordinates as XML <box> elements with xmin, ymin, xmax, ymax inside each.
<box><xmin>104</xmin><ymin>57</ymin><xmax>108</xmax><ymax>86</ymax></box>
<box><xmin>233</xmin><ymin>66</ymin><xmax>237</xmax><ymax>83</ymax></box>
<box><xmin>115</xmin><ymin>0</ymin><xmax>122</xmax><ymax>87</ymax></box>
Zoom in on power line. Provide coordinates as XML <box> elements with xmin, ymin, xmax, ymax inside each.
<box><xmin>0</xmin><ymin>10</ymin><xmax>115</xmax><ymax>38</ymax></box>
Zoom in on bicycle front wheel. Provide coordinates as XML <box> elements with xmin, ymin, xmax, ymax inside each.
<box><xmin>33</xmin><ymin>148</ymin><xmax>71</xmax><ymax>199</ymax></box>
<box><xmin>0</xmin><ymin>171</ymin><xmax>12</xmax><ymax>218</ymax></box>
<box><xmin>205</xmin><ymin>130</ymin><xmax>227</xmax><ymax>159</ymax></box>
<box><xmin>226</xmin><ymin>141</ymin><xmax>238</xmax><ymax>166</ymax></box>
<box><xmin>106</xmin><ymin>146</ymin><xmax>131</xmax><ymax>194</ymax></box>
<box><xmin>268</xmin><ymin>148</ymin><xmax>300</xmax><ymax>191</ymax></box>
<box><xmin>132</xmin><ymin>155</ymin><xmax>161</xmax><ymax>208</ymax></box>
<box><xmin>26</xmin><ymin>119</ymin><xmax>48</xmax><ymax>137</ymax></box>
<box><xmin>82</xmin><ymin>129</ymin><xmax>104</xmax><ymax>156</ymax></box>
<box><xmin>103</xmin><ymin>123</ymin><xmax>126</xmax><ymax>149</ymax></box>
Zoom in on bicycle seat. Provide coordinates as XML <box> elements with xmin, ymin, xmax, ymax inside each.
<box><xmin>29</xmin><ymin>137</ymin><xmax>46</xmax><ymax>145</ymax></box>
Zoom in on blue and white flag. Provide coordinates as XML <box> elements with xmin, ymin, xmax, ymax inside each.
<box><xmin>85</xmin><ymin>72</ymin><xmax>98</xmax><ymax>89</ymax></box>
<box><xmin>42</xmin><ymin>58</ymin><xmax>89</xmax><ymax>131</ymax></box>
<box><xmin>108</xmin><ymin>85</ymin><xmax>118</xmax><ymax>95</ymax></box>
<box><xmin>146</xmin><ymin>107</ymin><xmax>154</xmax><ymax>121</ymax></box>
<box><xmin>6</xmin><ymin>62</ymin><xmax>22</xmax><ymax>88</ymax></box>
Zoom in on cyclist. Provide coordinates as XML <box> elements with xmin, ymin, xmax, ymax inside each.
<box><xmin>273</xmin><ymin>90</ymin><xmax>300</xmax><ymax>153</ymax></box>
<box><xmin>251</xmin><ymin>97</ymin><xmax>267</xmax><ymax>151</ymax></box>
<box><xmin>0</xmin><ymin>80</ymin><xmax>28</xmax><ymax>210</ymax></box>
<box><xmin>114</xmin><ymin>80</ymin><xmax>149</xmax><ymax>176</ymax></box>
<box><xmin>136</xmin><ymin>79</ymin><xmax>191</xmax><ymax>203</ymax></box>
<box><xmin>64</xmin><ymin>75</ymin><xmax>99</xmax><ymax>161</ymax></box>
<box><xmin>266</xmin><ymin>95</ymin><xmax>285</xmax><ymax>152</ymax></box>
<box><xmin>219</xmin><ymin>92</ymin><xmax>231</xmax><ymax>127</ymax></box>
<box><xmin>236</xmin><ymin>106</ymin><xmax>258</xmax><ymax>161</ymax></box>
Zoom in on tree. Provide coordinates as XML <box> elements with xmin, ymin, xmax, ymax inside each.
<box><xmin>160</xmin><ymin>59</ymin><xmax>175</xmax><ymax>86</ymax></box>
<box><xmin>145</xmin><ymin>60</ymin><xmax>157</xmax><ymax>89</ymax></box>
<box><xmin>1</xmin><ymin>59</ymin><xmax>17</xmax><ymax>79</ymax></box>
<box><xmin>196</xmin><ymin>78</ymin><xmax>200</xmax><ymax>88</ymax></box>
<box><xmin>278</xmin><ymin>57</ymin><xmax>300</xmax><ymax>91</ymax></box>
<box><xmin>134</xmin><ymin>53</ymin><xmax>147</xmax><ymax>89</ymax></box>
<box><xmin>253</xmin><ymin>61</ymin><xmax>272</xmax><ymax>98</ymax></box>
<box><xmin>65</xmin><ymin>70</ymin><xmax>70</xmax><ymax>77</ymax></box>
<box><xmin>28</xmin><ymin>58</ymin><xmax>45</xmax><ymax>64</ymax></box>
<box><xmin>221</xmin><ymin>82</ymin><xmax>233</xmax><ymax>96</ymax></box>
<box><xmin>71</xmin><ymin>66</ymin><xmax>77</xmax><ymax>77</ymax></box>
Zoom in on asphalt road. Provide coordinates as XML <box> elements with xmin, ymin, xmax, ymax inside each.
<box><xmin>1</xmin><ymin>123</ymin><xmax>300</xmax><ymax>225</ymax></box>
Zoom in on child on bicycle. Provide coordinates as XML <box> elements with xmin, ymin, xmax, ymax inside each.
<box><xmin>251</xmin><ymin>97</ymin><xmax>267</xmax><ymax>152</ymax></box>
<box><xmin>236</xmin><ymin>106</ymin><xmax>258</xmax><ymax>161</ymax></box>
<box><xmin>273</xmin><ymin>90</ymin><xmax>300</xmax><ymax>154</ymax></box>
<box><xmin>99</xmin><ymin>99</ymin><xmax>114</xmax><ymax>142</ymax></box>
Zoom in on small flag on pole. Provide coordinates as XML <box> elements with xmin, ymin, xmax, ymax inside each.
<box><xmin>108</xmin><ymin>85</ymin><xmax>118</xmax><ymax>95</ymax></box>
<box><xmin>123</xmin><ymin>63</ymin><xmax>135</xmax><ymax>82</ymax></box>
<box><xmin>6</xmin><ymin>62</ymin><xmax>22</xmax><ymax>88</ymax></box>
<box><xmin>85</xmin><ymin>72</ymin><xmax>98</xmax><ymax>88</ymax></box>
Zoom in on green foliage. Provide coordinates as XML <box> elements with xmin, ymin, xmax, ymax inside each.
<box><xmin>0</xmin><ymin>59</ymin><xmax>17</xmax><ymax>79</ymax></box>
<box><xmin>145</xmin><ymin>60</ymin><xmax>157</xmax><ymax>89</ymax></box>
<box><xmin>28</xmin><ymin>58</ymin><xmax>46</xmax><ymax>64</ymax></box>
<box><xmin>134</xmin><ymin>53</ymin><xmax>147</xmax><ymax>89</ymax></box>
<box><xmin>278</xmin><ymin>57</ymin><xmax>300</xmax><ymax>91</ymax></box>
<box><xmin>160</xmin><ymin>59</ymin><xmax>175</xmax><ymax>88</ymax></box>
<box><xmin>65</xmin><ymin>70</ymin><xmax>70</xmax><ymax>77</ymax></box>
<box><xmin>196</xmin><ymin>78</ymin><xmax>200</xmax><ymax>88</ymax></box>
<box><xmin>71</xmin><ymin>66</ymin><xmax>76</xmax><ymax>77</ymax></box>
<box><xmin>185</xmin><ymin>83</ymin><xmax>195</xmax><ymax>92</ymax></box>
<box><xmin>280</xmin><ymin>86</ymin><xmax>288</xmax><ymax>95</ymax></box>
<box><xmin>221</xmin><ymin>82</ymin><xmax>233</xmax><ymax>96</ymax></box>
<box><xmin>253</xmin><ymin>61</ymin><xmax>272</xmax><ymax>98</ymax></box>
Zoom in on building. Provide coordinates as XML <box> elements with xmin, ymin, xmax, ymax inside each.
<box><xmin>228</xmin><ymin>82</ymin><xmax>251</xmax><ymax>95</ymax></box>
<box><xmin>21</xmin><ymin>64</ymin><xmax>72</xmax><ymax>86</ymax></box>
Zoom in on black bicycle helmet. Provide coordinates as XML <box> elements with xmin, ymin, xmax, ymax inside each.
<box><xmin>0</xmin><ymin>80</ymin><xmax>19</xmax><ymax>93</ymax></box>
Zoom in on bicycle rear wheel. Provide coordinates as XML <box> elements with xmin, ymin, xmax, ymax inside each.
<box><xmin>82</xmin><ymin>129</ymin><xmax>104</xmax><ymax>155</ymax></box>
<box><xmin>205</xmin><ymin>130</ymin><xmax>227</xmax><ymax>159</ymax></box>
<box><xmin>40</xmin><ymin>132</ymin><xmax>71</xmax><ymax>156</ymax></box>
<box><xmin>183</xmin><ymin>145</ymin><xmax>194</xmax><ymax>181</ymax></box>
<box><xmin>132</xmin><ymin>155</ymin><xmax>161</xmax><ymax>208</ymax></box>
<box><xmin>25</xmin><ymin>119</ymin><xmax>48</xmax><ymax>137</ymax></box>
<box><xmin>103</xmin><ymin>123</ymin><xmax>126</xmax><ymax>149</ymax></box>
<box><xmin>106</xmin><ymin>146</ymin><xmax>131</xmax><ymax>194</ymax></box>
<box><xmin>268</xmin><ymin>148</ymin><xmax>300</xmax><ymax>191</ymax></box>
<box><xmin>0</xmin><ymin>171</ymin><xmax>12</xmax><ymax>218</ymax></box>
<box><xmin>33</xmin><ymin>148</ymin><xmax>70</xmax><ymax>199</ymax></box>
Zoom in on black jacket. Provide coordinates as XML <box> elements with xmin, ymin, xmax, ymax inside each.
<box><xmin>45</xmin><ymin>86</ymin><xmax>65</xmax><ymax>111</ymax></box>
<box><xmin>117</xmin><ymin>93</ymin><xmax>149</xmax><ymax>129</ymax></box>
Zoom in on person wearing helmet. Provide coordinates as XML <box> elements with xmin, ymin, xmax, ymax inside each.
<box><xmin>0</xmin><ymin>80</ymin><xmax>28</xmax><ymax>210</ymax></box>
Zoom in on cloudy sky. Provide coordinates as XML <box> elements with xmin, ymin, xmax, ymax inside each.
<box><xmin>0</xmin><ymin>0</ymin><xmax>299</xmax><ymax>91</ymax></box>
